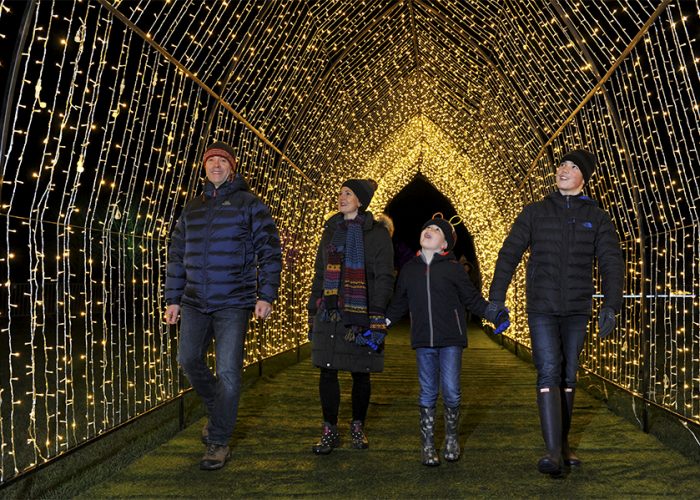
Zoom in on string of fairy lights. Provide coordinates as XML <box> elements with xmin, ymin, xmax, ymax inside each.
<box><xmin>0</xmin><ymin>0</ymin><xmax>698</xmax><ymax>484</ymax></box>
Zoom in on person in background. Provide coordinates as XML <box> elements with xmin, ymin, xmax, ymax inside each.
<box><xmin>165</xmin><ymin>141</ymin><xmax>281</xmax><ymax>470</ymax></box>
<box><xmin>386</xmin><ymin>214</ymin><xmax>509</xmax><ymax>466</ymax></box>
<box><xmin>489</xmin><ymin>149</ymin><xmax>623</xmax><ymax>476</ymax></box>
<box><xmin>307</xmin><ymin>179</ymin><xmax>394</xmax><ymax>455</ymax></box>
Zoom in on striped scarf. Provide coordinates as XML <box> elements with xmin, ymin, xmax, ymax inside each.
<box><xmin>320</xmin><ymin>214</ymin><xmax>368</xmax><ymax>331</ymax></box>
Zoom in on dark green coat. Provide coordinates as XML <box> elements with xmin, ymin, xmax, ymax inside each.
<box><xmin>307</xmin><ymin>212</ymin><xmax>394</xmax><ymax>372</ymax></box>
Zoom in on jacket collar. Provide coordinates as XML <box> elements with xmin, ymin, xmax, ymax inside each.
<box><xmin>203</xmin><ymin>174</ymin><xmax>249</xmax><ymax>198</ymax></box>
<box><xmin>546</xmin><ymin>190</ymin><xmax>598</xmax><ymax>208</ymax></box>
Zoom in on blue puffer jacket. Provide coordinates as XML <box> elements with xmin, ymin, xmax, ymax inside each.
<box><xmin>165</xmin><ymin>174</ymin><xmax>281</xmax><ymax>312</ymax></box>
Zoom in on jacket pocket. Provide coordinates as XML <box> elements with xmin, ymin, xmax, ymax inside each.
<box><xmin>454</xmin><ymin>309</ymin><xmax>464</xmax><ymax>337</ymax></box>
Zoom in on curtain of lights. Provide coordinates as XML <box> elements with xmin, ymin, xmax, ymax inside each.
<box><xmin>0</xmin><ymin>0</ymin><xmax>698</xmax><ymax>484</ymax></box>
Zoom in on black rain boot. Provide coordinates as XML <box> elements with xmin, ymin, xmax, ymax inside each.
<box><xmin>419</xmin><ymin>406</ymin><xmax>440</xmax><ymax>466</ymax></box>
<box><xmin>561</xmin><ymin>387</ymin><xmax>581</xmax><ymax>466</ymax></box>
<box><xmin>536</xmin><ymin>387</ymin><xmax>562</xmax><ymax>475</ymax></box>
<box><xmin>312</xmin><ymin>422</ymin><xmax>340</xmax><ymax>455</ymax></box>
<box><xmin>443</xmin><ymin>406</ymin><xmax>461</xmax><ymax>462</ymax></box>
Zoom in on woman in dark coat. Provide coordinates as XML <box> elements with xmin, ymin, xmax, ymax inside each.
<box><xmin>307</xmin><ymin>179</ymin><xmax>394</xmax><ymax>454</ymax></box>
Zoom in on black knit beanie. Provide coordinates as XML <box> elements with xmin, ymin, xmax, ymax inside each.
<box><xmin>203</xmin><ymin>141</ymin><xmax>237</xmax><ymax>167</ymax></box>
<box><xmin>559</xmin><ymin>149</ymin><xmax>597</xmax><ymax>183</ymax></box>
<box><xmin>421</xmin><ymin>217</ymin><xmax>456</xmax><ymax>251</ymax></box>
<box><xmin>342</xmin><ymin>179</ymin><xmax>376</xmax><ymax>210</ymax></box>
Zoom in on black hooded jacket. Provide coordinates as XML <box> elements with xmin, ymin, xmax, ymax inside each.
<box><xmin>489</xmin><ymin>191</ymin><xmax>623</xmax><ymax>315</ymax></box>
<box><xmin>387</xmin><ymin>251</ymin><xmax>490</xmax><ymax>348</ymax></box>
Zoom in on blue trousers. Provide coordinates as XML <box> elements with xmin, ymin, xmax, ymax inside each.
<box><xmin>528</xmin><ymin>313</ymin><xmax>589</xmax><ymax>389</ymax></box>
<box><xmin>416</xmin><ymin>346</ymin><xmax>463</xmax><ymax>408</ymax></box>
<box><xmin>177</xmin><ymin>305</ymin><xmax>249</xmax><ymax>445</ymax></box>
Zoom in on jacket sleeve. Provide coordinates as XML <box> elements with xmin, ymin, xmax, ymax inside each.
<box><xmin>369</xmin><ymin>225</ymin><xmax>395</xmax><ymax>314</ymax></box>
<box><xmin>165</xmin><ymin>216</ymin><xmax>186</xmax><ymax>306</ymax></box>
<box><xmin>251</xmin><ymin>199</ymin><xmax>282</xmax><ymax>303</ymax></box>
<box><xmin>307</xmin><ymin>232</ymin><xmax>327</xmax><ymax>315</ymax></box>
<box><xmin>386</xmin><ymin>268</ymin><xmax>409</xmax><ymax>324</ymax></box>
<box><xmin>596</xmin><ymin>211</ymin><xmax>624</xmax><ymax>312</ymax></box>
<box><xmin>455</xmin><ymin>264</ymin><xmax>489</xmax><ymax>318</ymax></box>
<box><xmin>489</xmin><ymin>206</ymin><xmax>532</xmax><ymax>302</ymax></box>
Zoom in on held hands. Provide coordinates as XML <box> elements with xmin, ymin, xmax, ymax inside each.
<box><xmin>355</xmin><ymin>330</ymin><xmax>386</xmax><ymax>351</ymax></box>
<box><xmin>598</xmin><ymin>307</ymin><xmax>616</xmax><ymax>338</ymax></box>
<box><xmin>356</xmin><ymin>312</ymin><xmax>388</xmax><ymax>351</ymax></box>
<box><xmin>484</xmin><ymin>301</ymin><xmax>510</xmax><ymax>335</ymax></box>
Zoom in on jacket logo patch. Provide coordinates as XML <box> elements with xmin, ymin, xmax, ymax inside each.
<box><xmin>582</xmin><ymin>221</ymin><xmax>593</xmax><ymax>229</ymax></box>
<box><xmin>222</xmin><ymin>200</ymin><xmax>231</xmax><ymax>206</ymax></box>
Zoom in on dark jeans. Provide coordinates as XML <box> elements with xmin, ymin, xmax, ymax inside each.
<box><xmin>319</xmin><ymin>368</ymin><xmax>371</xmax><ymax>425</ymax></box>
<box><xmin>416</xmin><ymin>346</ymin><xmax>463</xmax><ymax>408</ymax></box>
<box><xmin>177</xmin><ymin>305</ymin><xmax>249</xmax><ymax>445</ymax></box>
<box><xmin>528</xmin><ymin>313</ymin><xmax>589</xmax><ymax>389</ymax></box>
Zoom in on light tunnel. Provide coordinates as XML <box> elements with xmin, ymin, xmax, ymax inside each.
<box><xmin>0</xmin><ymin>0</ymin><xmax>698</xmax><ymax>484</ymax></box>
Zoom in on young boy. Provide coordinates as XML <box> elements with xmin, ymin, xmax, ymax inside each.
<box><xmin>386</xmin><ymin>214</ymin><xmax>509</xmax><ymax>466</ymax></box>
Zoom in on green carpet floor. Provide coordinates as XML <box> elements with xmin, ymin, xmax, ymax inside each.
<box><xmin>80</xmin><ymin>323</ymin><xmax>700</xmax><ymax>498</ymax></box>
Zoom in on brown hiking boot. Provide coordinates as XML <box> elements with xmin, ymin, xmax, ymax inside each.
<box><xmin>200</xmin><ymin>443</ymin><xmax>230</xmax><ymax>470</ymax></box>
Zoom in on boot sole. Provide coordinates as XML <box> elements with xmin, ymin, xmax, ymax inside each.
<box><xmin>200</xmin><ymin>453</ymin><xmax>231</xmax><ymax>471</ymax></box>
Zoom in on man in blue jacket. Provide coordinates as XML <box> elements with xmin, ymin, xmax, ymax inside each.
<box><xmin>165</xmin><ymin>141</ymin><xmax>281</xmax><ymax>470</ymax></box>
<box><xmin>489</xmin><ymin>149</ymin><xmax>623</xmax><ymax>476</ymax></box>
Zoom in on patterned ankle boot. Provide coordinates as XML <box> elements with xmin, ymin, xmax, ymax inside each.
<box><xmin>443</xmin><ymin>406</ymin><xmax>461</xmax><ymax>462</ymax></box>
<box><xmin>312</xmin><ymin>422</ymin><xmax>340</xmax><ymax>455</ymax></box>
<box><xmin>350</xmin><ymin>420</ymin><xmax>369</xmax><ymax>449</ymax></box>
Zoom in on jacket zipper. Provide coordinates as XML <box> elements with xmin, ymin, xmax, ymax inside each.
<box><xmin>454</xmin><ymin>309</ymin><xmax>463</xmax><ymax>337</ymax></box>
<box><xmin>426</xmin><ymin>261</ymin><xmax>434</xmax><ymax>347</ymax></box>
<box><xmin>561</xmin><ymin>195</ymin><xmax>571</xmax><ymax>312</ymax></box>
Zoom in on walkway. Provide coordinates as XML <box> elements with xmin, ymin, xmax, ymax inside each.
<box><xmin>81</xmin><ymin>322</ymin><xmax>700</xmax><ymax>498</ymax></box>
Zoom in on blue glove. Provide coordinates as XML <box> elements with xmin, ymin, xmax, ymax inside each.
<box><xmin>356</xmin><ymin>330</ymin><xmax>386</xmax><ymax>351</ymax></box>
<box><xmin>598</xmin><ymin>307</ymin><xmax>615</xmax><ymax>338</ymax></box>
<box><xmin>493</xmin><ymin>309</ymin><xmax>510</xmax><ymax>335</ymax></box>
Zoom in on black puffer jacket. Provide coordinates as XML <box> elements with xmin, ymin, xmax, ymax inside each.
<box><xmin>489</xmin><ymin>191</ymin><xmax>623</xmax><ymax>315</ymax></box>
<box><xmin>387</xmin><ymin>251</ymin><xmax>490</xmax><ymax>348</ymax></box>
<box><xmin>165</xmin><ymin>174</ymin><xmax>281</xmax><ymax>312</ymax></box>
<box><xmin>308</xmin><ymin>212</ymin><xmax>394</xmax><ymax>373</ymax></box>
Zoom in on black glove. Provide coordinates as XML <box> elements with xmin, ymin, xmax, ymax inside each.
<box><xmin>483</xmin><ymin>301</ymin><xmax>506</xmax><ymax>324</ymax></box>
<box><xmin>598</xmin><ymin>307</ymin><xmax>616</xmax><ymax>339</ymax></box>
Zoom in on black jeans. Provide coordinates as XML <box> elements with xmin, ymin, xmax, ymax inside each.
<box><xmin>319</xmin><ymin>368</ymin><xmax>371</xmax><ymax>425</ymax></box>
<box><xmin>527</xmin><ymin>313</ymin><xmax>589</xmax><ymax>389</ymax></box>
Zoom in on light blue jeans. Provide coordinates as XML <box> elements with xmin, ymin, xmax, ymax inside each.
<box><xmin>177</xmin><ymin>305</ymin><xmax>249</xmax><ymax>445</ymax></box>
<box><xmin>416</xmin><ymin>346</ymin><xmax>463</xmax><ymax>408</ymax></box>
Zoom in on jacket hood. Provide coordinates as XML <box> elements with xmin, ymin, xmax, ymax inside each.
<box><xmin>546</xmin><ymin>190</ymin><xmax>598</xmax><ymax>208</ymax></box>
<box><xmin>203</xmin><ymin>173</ymin><xmax>249</xmax><ymax>198</ymax></box>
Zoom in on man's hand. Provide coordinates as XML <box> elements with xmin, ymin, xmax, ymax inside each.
<box><xmin>255</xmin><ymin>300</ymin><xmax>272</xmax><ymax>320</ymax></box>
<box><xmin>165</xmin><ymin>304</ymin><xmax>180</xmax><ymax>324</ymax></box>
